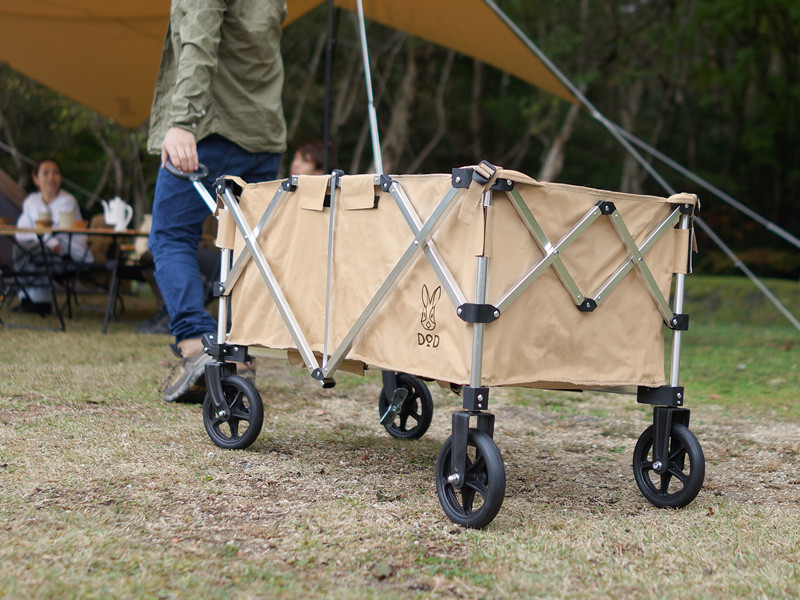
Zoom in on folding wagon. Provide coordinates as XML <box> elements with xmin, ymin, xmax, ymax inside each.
<box><xmin>172</xmin><ymin>160</ymin><xmax>704</xmax><ymax>529</ymax></box>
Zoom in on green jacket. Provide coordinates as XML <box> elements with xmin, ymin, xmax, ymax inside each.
<box><xmin>147</xmin><ymin>0</ymin><xmax>287</xmax><ymax>155</ymax></box>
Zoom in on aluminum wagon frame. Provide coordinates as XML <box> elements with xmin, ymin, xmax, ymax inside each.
<box><xmin>173</xmin><ymin>160</ymin><xmax>703</xmax><ymax>529</ymax></box>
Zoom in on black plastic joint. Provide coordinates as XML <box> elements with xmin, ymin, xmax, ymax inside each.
<box><xmin>463</xmin><ymin>387</ymin><xmax>490</xmax><ymax>411</ymax></box>
<box><xmin>679</xmin><ymin>203</ymin><xmax>694</xmax><ymax>215</ymax></box>
<box><xmin>457</xmin><ymin>303</ymin><xmax>500</xmax><ymax>323</ymax></box>
<box><xmin>490</xmin><ymin>178</ymin><xmax>515</xmax><ymax>192</ymax></box>
<box><xmin>577</xmin><ymin>298</ymin><xmax>597</xmax><ymax>312</ymax></box>
<box><xmin>452</xmin><ymin>168</ymin><xmax>472</xmax><ymax>188</ymax></box>
<box><xmin>379</xmin><ymin>174</ymin><xmax>393</xmax><ymax>192</ymax></box>
<box><xmin>212</xmin><ymin>281</ymin><xmax>225</xmax><ymax>297</ymax></box>
<box><xmin>215</xmin><ymin>177</ymin><xmax>243</xmax><ymax>198</ymax></box>
<box><xmin>637</xmin><ymin>385</ymin><xmax>685</xmax><ymax>407</ymax></box>
<box><xmin>202</xmin><ymin>332</ymin><xmax>220</xmax><ymax>357</ymax></box>
<box><xmin>597</xmin><ymin>201</ymin><xmax>617</xmax><ymax>215</ymax></box>
<box><xmin>667</xmin><ymin>313</ymin><xmax>689</xmax><ymax>330</ymax></box>
<box><xmin>281</xmin><ymin>178</ymin><xmax>297</xmax><ymax>192</ymax></box>
<box><xmin>201</xmin><ymin>333</ymin><xmax>249</xmax><ymax>362</ymax></box>
<box><xmin>330</xmin><ymin>169</ymin><xmax>345</xmax><ymax>188</ymax></box>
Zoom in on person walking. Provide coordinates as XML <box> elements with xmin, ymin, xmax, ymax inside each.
<box><xmin>147</xmin><ymin>0</ymin><xmax>287</xmax><ymax>402</ymax></box>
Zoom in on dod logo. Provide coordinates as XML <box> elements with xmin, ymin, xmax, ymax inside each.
<box><xmin>418</xmin><ymin>284</ymin><xmax>442</xmax><ymax>348</ymax></box>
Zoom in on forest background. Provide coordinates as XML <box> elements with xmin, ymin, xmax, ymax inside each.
<box><xmin>0</xmin><ymin>0</ymin><xmax>798</xmax><ymax>279</ymax></box>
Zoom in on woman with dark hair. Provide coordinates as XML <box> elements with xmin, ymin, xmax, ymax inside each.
<box><xmin>290</xmin><ymin>139</ymin><xmax>337</xmax><ymax>176</ymax></box>
<box><xmin>14</xmin><ymin>158</ymin><xmax>92</xmax><ymax>314</ymax></box>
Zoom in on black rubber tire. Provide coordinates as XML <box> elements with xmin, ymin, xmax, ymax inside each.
<box><xmin>378</xmin><ymin>373</ymin><xmax>433</xmax><ymax>440</ymax></box>
<box><xmin>632</xmin><ymin>422</ymin><xmax>705</xmax><ymax>508</ymax></box>
<box><xmin>203</xmin><ymin>374</ymin><xmax>263</xmax><ymax>450</ymax></box>
<box><xmin>435</xmin><ymin>429</ymin><xmax>506</xmax><ymax>528</ymax></box>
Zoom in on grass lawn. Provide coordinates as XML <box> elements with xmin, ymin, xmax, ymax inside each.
<box><xmin>0</xmin><ymin>276</ymin><xmax>798</xmax><ymax>599</ymax></box>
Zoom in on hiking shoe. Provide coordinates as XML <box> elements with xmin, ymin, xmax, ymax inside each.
<box><xmin>161</xmin><ymin>346</ymin><xmax>213</xmax><ymax>403</ymax></box>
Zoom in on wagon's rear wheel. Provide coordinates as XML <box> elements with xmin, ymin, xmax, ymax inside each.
<box><xmin>378</xmin><ymin>373</ymin><xmax>433</xmax><ymax>440</ymax></box>
<box><xmin>632</xmin><ymin>423</ymin><xmax>704</xmax><ymax>508</ymax></box>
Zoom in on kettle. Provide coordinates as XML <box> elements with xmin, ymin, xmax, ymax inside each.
<box><xmin>101</xmin><ymin>196</ymin><xmax>134</xmax><ymax>231</ymax></box>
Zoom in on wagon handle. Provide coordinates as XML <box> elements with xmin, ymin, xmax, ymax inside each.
<box><xmin>164</xmin><ymin>160</ymin><xmax>210</xmax><ymax>183</ymax></box>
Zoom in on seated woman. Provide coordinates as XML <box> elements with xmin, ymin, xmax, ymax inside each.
<box><xmin>14</xmin><ymin>157</ymin><xmax>92</xmax><ymax>314</ymax></box>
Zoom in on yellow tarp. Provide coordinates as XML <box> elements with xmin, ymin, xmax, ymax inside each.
<box><xmin>0</xmin><ymin>0</ymin><xmax>575</xmax><ymax>129</ymax></box>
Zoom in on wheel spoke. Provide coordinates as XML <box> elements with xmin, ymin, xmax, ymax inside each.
<box><xmin>468</xmin><ymin>455</ymin><xmax>486</xmax><ymax>477</ymax></box>
<box><xmin>668</xmin><ymin>465</ymin><xmax>690</xmax><ymax>484</ymax></box>
<box><xmin>465</xmin><ymin>478</ymin><xmax>489</xmax><ymax>499</ymax></box>
<box><xmin>228</xmin><ymin>418</ymin><xmax>240</xmax><ymax>439</ymax></box>
<box><xmin>227</xmin><ymin>389</ymin><xmax>244</xmax><ymax>411</ymax></box>
<box><xmin>659</xmin><ymin>472</ymin><xmax>673</xmax><ymax>495</ymax></box>
<box><xmin>668</xmin><ymin>443</ymin><xmax>687</xmax><ymax>464</ymax></box>
<box><xmin>397</xmin><ymin>413</ymin><xmax>409</xmax><ymax>430</ymax></box>
<box><xmin>460</xmin><ymin>487</ymin><xmax>476</xmax><ymax>513</ymax></box>
<box><xmin>230</xmin><ymin>406</ymin><xmax>251</xmax><ymax>421</ymax></box>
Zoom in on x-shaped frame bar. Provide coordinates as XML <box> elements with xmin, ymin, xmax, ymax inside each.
<box><xmin>498</xmin><ymin>187</ymin><xmax>685</xmax><ymax>327</ymax></box>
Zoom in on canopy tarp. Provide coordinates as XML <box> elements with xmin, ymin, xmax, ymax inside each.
<box><xmin>0</xmin><ymin>0</ymin><xmax>575</xmax><ymax>129</ymax></box>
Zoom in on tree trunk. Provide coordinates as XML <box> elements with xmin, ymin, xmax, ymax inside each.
<box><xmin>619</xmin><ymin>79</ymin><xmax>645</xmax><ymax>194</ymax></box>
<box><xmin>538</xmin><ymin>101</ymin><xmax>582</xmax><ymax>182</ymax></box>
<box><xmin>406</xmin><ymin>50</ymin><xmax>455</xmax><ymax>173</ymax></box>
<box><xmin>379</xmin><ymin>43</ymin><xmax>417</xmax><ymax>173</ymax></box>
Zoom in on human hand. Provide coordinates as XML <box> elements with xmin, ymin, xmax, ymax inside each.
<box><xmin>161</xmin><ymin>127</ymin><xmax>199</xmax><ymax>173</ymax></box>
<box><xmin>49</xmin><ymin>243</ymin><xmax>62</xmax><ymax>255</ymax></box>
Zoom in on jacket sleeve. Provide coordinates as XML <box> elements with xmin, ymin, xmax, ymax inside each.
<box><xmin>169</xmin><ymin>0</ymin><xmax>227</xmax><ymax>129</ymax></box>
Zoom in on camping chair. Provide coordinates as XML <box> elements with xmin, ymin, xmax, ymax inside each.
<box><xmin>0</xmin><ymin>233</ymin><xmax>66</xmax><ymax>330</ymax></box>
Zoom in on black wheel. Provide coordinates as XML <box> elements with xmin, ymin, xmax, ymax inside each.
<box><xmin>435</xmin><ymin>429</ymin><xmax>506</xmax><ymax>528</ymax></box>
<box><xmin>203</xmin><ymin>374</ymin><xmax>263</xmax><ymax>450</ymax></box>
<box><xmin>633</xmin><ymin>423</ymin><xmax>704</xmax><ymax>508</ymax></box>
<box><xmin>378</xmin><ymin>373</ymin><xmax>433</xmax><ymax>440</ymax></box>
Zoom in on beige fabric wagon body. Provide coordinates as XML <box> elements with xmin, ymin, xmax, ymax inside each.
<box><xmin>216</xmin><ymin>167</ymin><xmax>696</xmax><ymax>390</ymax></box>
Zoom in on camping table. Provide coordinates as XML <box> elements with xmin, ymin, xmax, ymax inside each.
<box><xmin>0</xmin><ymin>224</ymin><xmax>150</xmax><ymax>332</ymax></box>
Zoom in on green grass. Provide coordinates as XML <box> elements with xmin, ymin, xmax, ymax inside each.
<box><xmin>680</xmin><ymin>322</ymin><xmax>800</xmax><ymax>419</ymax></box>
<box><xmin>681</xmin><ymin>275</ymin><xmax>800</xmax><ymax>420</ymax></box>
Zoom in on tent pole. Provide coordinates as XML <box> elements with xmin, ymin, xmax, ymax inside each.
<box><xmin>355</xmin><ymin>0</ymin><xmax>383</xmax><ymax>174</ymax></box>
<box><xmin>322</xmin><ymin>0</ymin><xmax>338</xmax><ymax>173</ymax></box>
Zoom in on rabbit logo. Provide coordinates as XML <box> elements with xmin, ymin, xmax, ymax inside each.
<box><xmin>418</xmin><ymin>284</ymin><xmax>442</xmax><ymax>348</ymax></box>
<box><xmin>420</xmin><ymin>284</ymin><xmax>442</xmax><ymax>331</ymax></box>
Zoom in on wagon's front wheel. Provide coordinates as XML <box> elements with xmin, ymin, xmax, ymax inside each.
<box><xmin>632</xmin><ymin>422</ymin><xmax>704</xmax><ymax>508</ymax></box>
<box><xmin>203</xmin><ymin>374</ymin><xmax>263</xmax><ymax>450</ymax></box>
<box><xmin>435</xmin><ymin>429</ymin><xmax>506</xmax><ymax>528</ymax></box>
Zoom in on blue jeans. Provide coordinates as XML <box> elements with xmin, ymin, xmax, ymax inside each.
<box><xmin>149</xmin><ymin>134</ymin><xmax>281</xmax><ymax>345</ymax></box>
